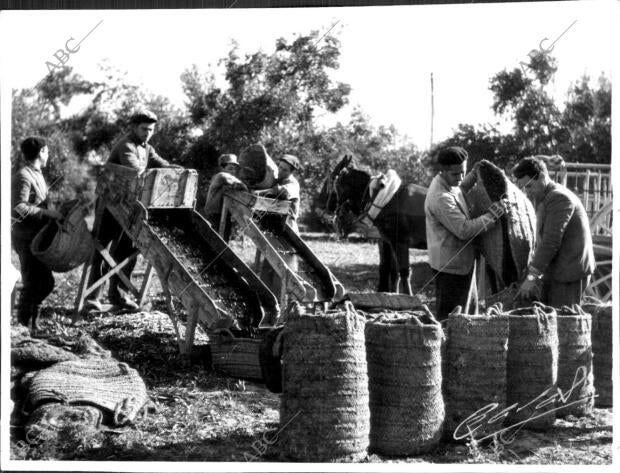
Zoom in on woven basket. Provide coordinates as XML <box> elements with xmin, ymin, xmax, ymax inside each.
<box><xmin>555</xmin><ymin>305</ymin><xmax>594</xmax><ymax>417</ymax></box>
<box><xmin>30</xmin><ymin>200</ymin><xmax>93</xmax><ymax>272</ymax></box>
<box><xmin>210</xmin><ymin>331</ymin><xmax>263</xmax><ymax>381</ymax></box>
<box><xmin>506</xmin><ymin>303</ymin><xmax>558</xmax><ymax>431</ymax></box>
<box><xmin>466</xmin><ymin>160</ymin><xmax>536</xmax><ymax>287</ymax></box>
<box><xmin>25</xmin><ymin>403</ymin><xmax>103</xmax><ymax>443</ymax></box>
<box><xmin>365</xmin><ymin>307</ymin><xmax>444</xmax><ymax>456</ymax></box>
<box><xmin>582</xmin><ymin>298</ymin><xmax>613</xmax><ymax>407</ymax></box>
<box><xmin>27</xmin><ymin>359</ymin><xmax>149</xmax><ymax>426</ymax></box>
<box><xmin>483</xmin><ymin>283</ymin><xmax>520</xmax><ymax>312</ymax></box>
<box><xmin>12</xmin><ymin>338</ymin><xmax>79</xmax><ymax>369</ymax></box>
<box><xmin>280</xmin><ymin>302</ymin><xmax>369</xmax><ymax>462</ymax></box>
<box><xmin>444</xmin><ymin>304</ymin><xmax>509</xmax><ymax>441</ymax></box>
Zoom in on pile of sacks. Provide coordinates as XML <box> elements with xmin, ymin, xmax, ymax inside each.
<box><xmin>11</xmin><ymin>325</ymin><xmax>151</xmax><ymax>457</ymax></box>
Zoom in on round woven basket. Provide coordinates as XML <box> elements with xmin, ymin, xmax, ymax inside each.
<box><xmin>506</xmin><ymin>303</ymin><xmax>558</xmax><ymax>431</ymax></box>
<box><xmin>279</xmin><ymin>302</ymin><xmax>369</xmax><ymax>462</ymax></box>
<box><xmin>555</xmin><ymin>306</ymin><xmax>594</xmax><ymax>417</ymax></box>
<box><xmin>444</xmin><ymin>305</ymin><xmax>509</xmax><ymax>442</ymax></box>
<box><xmin>210</xmin><ymin>331</ymin><xmax>263</xmax><ymax>381</ymax></box>
<box><xmin>581</xmin><ymin>298</ymin><xmax>612</xmax><ymax>407</ymax></box>
<box><xmin>30</xmin><ymin>201</ymin><xmax>93</xmax><ymax>273</ymax></box>
<box><xmin>365</xmin><ymin>308</ymin><xmax>444</xmax><ymax>456</ymax></box>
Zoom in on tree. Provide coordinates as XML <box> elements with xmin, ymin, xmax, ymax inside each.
<box><xmin>180</xmin><ymin>29</ymin><xmax>352</xmax><ymax>175</ymax></box>
<box><xmin>435</xmin><ymin>51</ymin><xmax>611</xmax><ymax>169</ymax></box>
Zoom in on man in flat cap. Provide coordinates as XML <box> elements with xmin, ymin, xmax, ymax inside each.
<box><xmin>424</xmin><ymin>146</ymin><xmax>504</xmax><ymax>320</ymax></box>
<box><xmin>85</xmin><ymin>109</ymin><xmax>182</xmax><ymax>312</ymax></box>
<box><xmin>107</xmin><ymin>109</ymin><xmax>181</xmax><ymax>172</ymax></box>
<box><xmin>203</xmin><ymin>153</ymin><xmax>248</xmax><ymax>229</ymax></box>
<box><xmin>513</xmin><ymin>157</ymin><xmax>594</xmax><ymax>306</ymax></box>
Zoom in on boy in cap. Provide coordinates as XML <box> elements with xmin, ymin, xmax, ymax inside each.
<box><xmin>11</xmin><ymin>136</ymin><xmax>63</xmax><ymax>330</ymax></box>
<box><xmin>255</xmin><ymin>154</ymin><xmax>301</xmax><ymax>298</ymax></box>
<box><xmin>203</xmin><ymin>153</ymin><xmax>248</xmax><ymax>227</ymax></box>
<box><xmin>85</xmin><ymin>109</ymin><xmax>182</xmax><ymax>312</ymax></box>
<box><xmin>424</xmin><ymin>146</ymin><xmax>504</xmax><ymax>320</ymax></box>
<box><xmin>256</xmin><ymin>154</ymin><xmax>301</xmax><ymax>232</ymax></box>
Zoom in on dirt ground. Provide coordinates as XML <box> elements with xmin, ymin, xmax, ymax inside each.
<box><xmin>8</xmin><ymin>236</ymin><xmax>614</xmax><ymax>465</ymax></box>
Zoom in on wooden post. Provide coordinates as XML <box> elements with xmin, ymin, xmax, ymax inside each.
<box><xmin>595</xmin><ymin>171</ymin><xmax>602</xmax><ymax>215</ymax></box>
<box><xmin>74</xmin><ymin>199</ymin><xmax>106</xmax><ymax>319</ymax></box>
<box><xmin>137</xmin><ymin>262</ymin><xmax>154</xmax><ymax>307</ymax></box>
<box><xmin>583</xmin><ymin>170</ymin><xmax>591</xmax><ymax>218</ymax></box>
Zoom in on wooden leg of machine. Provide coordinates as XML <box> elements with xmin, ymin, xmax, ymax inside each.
<box><xmin>163</xmin><ymin>285</ymin><xmax>185</xmax><ymax>354</ymax></box>
<box><xmin>137</xmin><ymin>262</ymin><xmax>154</xmax><ymax>307</ymax></box>
<box><xmin>73</xmin><ymin>200</ymin><xmax>106</xmax><ymax>322</ymax></box>
<box><xmin>183</xmin><ymin>303</ymin><xmax>199</xmax><ymax>358</ymax></box>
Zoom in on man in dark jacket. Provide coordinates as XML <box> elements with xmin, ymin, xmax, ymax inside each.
<box><xmin>513</xmin><ymin>157</ymin><xmax>595</xmax><ymax>306</ymax></box>
<box><xmin>11</xmin><ymin>137</ymin><xmax>62</xmax><ymax>330</ymax></box>
<box><xmin>84</xmin><ymin>110</ymin><xmax>181</xmax><ymax>311</ymax></box>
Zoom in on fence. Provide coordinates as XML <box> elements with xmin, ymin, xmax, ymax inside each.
<box><xmin>548</xmin><ymin>163</ymin><xmax>612</xmax><ymax>235</ymax></box>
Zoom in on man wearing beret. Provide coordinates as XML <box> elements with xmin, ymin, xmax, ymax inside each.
<box><xmin>85</xmin><ymin>110</ymin><xmax>181</xmax><ymax>311</ymax></box>
<box><xmin>513</xmin><ymin>157</ymin><xmax>595</xmax><ymax>306</ymax></box>
<box><xmin>203</xmin><ymin>153</ymin><xmax>248</xmax><ymax>229</ymax></box>
<box><xmin>425</xmin><ymin>146</ymin><xmax>504</xmax><ymax>320</ymax></box>
<box><xmin>11</xmin><ymin>136</ymin><xmax>63</xmax><ymax>330</ymax></box>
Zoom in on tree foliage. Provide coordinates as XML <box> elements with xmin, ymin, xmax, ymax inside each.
<box><xmin>435</xmin><ymin>50</ymin><xmax>611</xmax><ymax>169</ymax></box>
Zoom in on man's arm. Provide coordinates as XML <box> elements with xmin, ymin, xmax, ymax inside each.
<box><xmin>147</xmin><ymin>144</ymin><xmax>172</xmax><ymax>168</ymax></box>
<box><xmin>114</xmin><ymin>141</ymin><xmax>143</xmax><ymax>170</ymax></box>
<box><xmin>433</xmin><ymin>193</ymin><xmax>495</xmax><ymax>241</ymax></box>
<box><xmin>529</xmin><ymin>192</ymin><xmax>574</xmax><ymax>275</ymax></box>
<box><xmin>12</xmin><ymin>175</ymin><xmax>45</xmax><ymax>220</ymax></box>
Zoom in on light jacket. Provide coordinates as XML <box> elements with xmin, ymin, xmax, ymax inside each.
<box><xmin>424</xmin><ymin>174</ymin><xmax>490</xmax><ymax>275</ymax></box>
<box><xmin>11</xmin><ymin>165</ymin><xmax>49</xmax><ymax>240</ymax></box>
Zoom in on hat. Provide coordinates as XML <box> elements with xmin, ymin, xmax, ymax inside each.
<box><xmin>219</xmin><ymin>153</ymin><xmax>239</xmax><ymax>167</ymax></box>
<box><xmin>20</xmin><ymin>136</ymin><xmax>47</xmax><ymax>161</ymax></box>
<box><xmin>279</xmin><ymin>154</ymin><xmax>300</xmax><ymax>170</ymax></box>
<box><xmin>437</xmin><ymin>146</ymin><xmax>468</xmax><ymax>166</ymax></box>
<box><xmin>130</xmin><ymin>109</ymin><xmax>158</xmax><ymax>124</ymax></box>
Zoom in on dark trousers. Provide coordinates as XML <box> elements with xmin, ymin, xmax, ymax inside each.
<box><xmin>12</xmin><ymin>234</ymin><xmax>54</xmax><ymax>325</ymax></box>
<box><xmin>542</xmin><ymin>276</ymin><xmax>591</xmax><ymax>308</ymax></box>
<box><xmin>87</xmin><ymin>208</ymin><xmax>137</xmax><ymax>302</ymax></box>
<box><xmin>434</xmin><ymin>270</ymin><xmax>473</xmax><ymax>321</ymax></box>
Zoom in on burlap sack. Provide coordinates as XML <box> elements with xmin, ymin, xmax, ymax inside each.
<box><xmin>466</xmin><ymin>160</ymin><xmax>536</xmax><ymax>287</ymax></box>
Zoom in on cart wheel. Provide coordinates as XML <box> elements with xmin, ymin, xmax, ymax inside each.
<box><xmin>586</xmin><ymin>202</ymin><xmax>613</xmax><ymax>302</ymax></box>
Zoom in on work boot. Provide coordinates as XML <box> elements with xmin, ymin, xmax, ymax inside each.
<box><xmin>30</xmin><ymin>305</ymin><xmax>42</xmax><ymax>332</ymax></box>
<box><xmin>109</xmin><ymin>294</ymin><xmax>139</xmax><ymax>311</ymax></box>
<box><xmin>108</xmin><ymin>285</ymin><xmax>139</xmax><ymax>311</ymax></box>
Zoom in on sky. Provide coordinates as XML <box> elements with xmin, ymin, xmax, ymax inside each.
<box><xmin>0</xmin><ymin>1</ymin><xmax>616</xmax><ymax>150</ymax></box>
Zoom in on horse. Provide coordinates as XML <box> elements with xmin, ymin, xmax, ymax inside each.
<box><xmin>316</xmin><ymin>155</ymin><xmax>428</xmax><ymax>294</ymax></box>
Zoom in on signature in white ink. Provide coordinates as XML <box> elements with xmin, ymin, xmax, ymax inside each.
<box><xmin>454</xmin><ymin>365</ymin><xmax>595</xmax><ymax>444</ymax></box>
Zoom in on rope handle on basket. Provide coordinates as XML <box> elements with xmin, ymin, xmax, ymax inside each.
<box><xmin>114</xmin><ymin>396</ymin><xmax>139</xmax><ymax>426</ymax></box>
<box><xmin>486</xmin><ymin>302</ymin><xmax>503</xmax><ymax>317</ymax></box>
<box><xmin>582</xmin><ymin>295</ymin><xmax>604</xmax><ymax>306</ymax></box>
<box><xmin>212</xmin><ymin>328</ymin><xmax>235</xmax><ymax>341</ymax></box>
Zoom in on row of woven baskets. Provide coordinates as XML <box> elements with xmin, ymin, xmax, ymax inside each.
<box><xmin>276</xmin><ymin>298</ymin><xmax>612</xmax><ymax>461</ymax></box>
